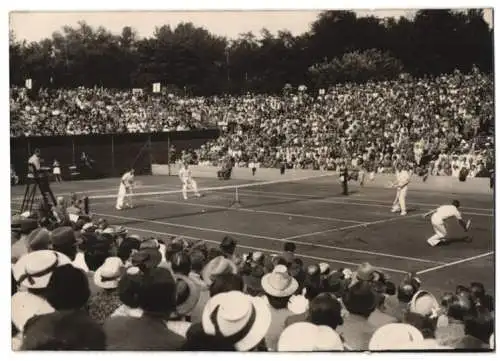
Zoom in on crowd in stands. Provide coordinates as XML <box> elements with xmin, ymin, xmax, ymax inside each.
<box><xmin>10</xmin><ymin>70</ymin><xmax>494</xmax><ymax>178</ymax></box>
<box><xmin>11</xmin><ymin>195</ymin><xmax>494</xmax><ymax>351</ymax></box>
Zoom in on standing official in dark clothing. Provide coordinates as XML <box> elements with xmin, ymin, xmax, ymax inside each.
<box><xmin>340</xmin><ymin>162</ymin><xmax>349</xmax><ymax>196</ymax></box>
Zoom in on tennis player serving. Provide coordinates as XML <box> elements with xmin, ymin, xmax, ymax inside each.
<box><xmin>422</xmin><ymin>200</ymin><xmax>471</xmax><ymax>247</ymax></box>
<box><xmin>179</xmin><ymin>162</ymin><xmax>201</xmax><ymax>200</ymax></box>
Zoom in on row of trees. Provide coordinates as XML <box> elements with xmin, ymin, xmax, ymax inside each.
<box><xmin>10</xmin><ymin>9</ymin><xmax>493</xmax><ymax>95</ymax></box>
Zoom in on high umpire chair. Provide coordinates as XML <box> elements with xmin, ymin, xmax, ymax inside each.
<box><xmin>20</xmin><ymin>164</ymin><xmax>57</xmax><ymax>214</ymax></box>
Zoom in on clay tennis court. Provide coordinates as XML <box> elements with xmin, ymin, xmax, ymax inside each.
<box><xmin>11</xmin><ymin>173</ymin><xmax>494</xmax><ymax>296</ymax></box>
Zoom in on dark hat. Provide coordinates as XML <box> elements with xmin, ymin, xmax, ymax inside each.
<box><xmin>12</xmin><ymin>216</ymin><xmax>38</xmax><ymax>234</ymax></box>
<box><xmin>243</xmin><ymin>266</ymin><xmax>265</xmax><ymax>294</ymax></box>
<box><xmin>131</xmin><ymin>249</ymin><xmax>162</xmax><ymax>270</ymax></box>
<box><xmin>189</xmin><ymin>249</ymin><xmax>206</xmax><ymax>272</ymax></box>
<box><xmin>342</xmin><ymin>282</ymin><xmax>377</xmax><ymax>317</ymax></box>
<box><xmin>81</xmin><ymin>233</ymin><xmax>111</xmax><ymax>253</ymax></box>
<box><xmin>219</xmin><ymin>235</ymin><xmax>237</xmax><ymax>254</ymax></box>
<box><xmin>51</xmin><ymin>227</ymin><xmax>79</xmax><ymax>248</ymax></box>
<box><xmin>171</xmin><ymin>252</ymin><xmax>191</xmax><ymax>275</ymax></box>
<box><xmin>132</xmin><ymin>266</ymin><xmax>177</xmax><ymax>314</ymax></box>
<box><xmin>173</xmin><ymin>274</ymin><xmax>201</xmax><ymax>317</ymax></box>
<box><xmin>27</xmin><ymin>228</ymin><xmax>51</xmax><ymax>251</ymax></box>
<box><xmin>325</xmin><ymin>271</ymin><xmax>346</xmax><ymax>297</ymax></box>
<box><xmin>21</xmin><ymin>310</ymin><xmax>105</xmax><ymax>350</ymax></box>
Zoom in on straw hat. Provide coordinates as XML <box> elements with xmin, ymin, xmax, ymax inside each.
<box><xmin>409</xmin><ymin>290</ymin><xmax>440</xmax><ymax>318</ymax></box>
<box><xmin>202</xmin><ymin>291</ymin><xmax>271</xmax><ymax>351</ymax></box>
<box><xmin>13</xmin><ymin>250</ymin><xmax>71</xmax><ymax>289</ymax></box>
<box><xmin>261</xmin><ymin>271</ymin><xmax>298</xmax><ymax>298</ymax></box>
<box><xmin>277</xmin><ymin>322</ymin><xmax>344</xmax><ymax>351</ymax></box>
<box><xmin>368</xmin><ymin>323</ymin><xmax>424</xmax><ymax>350</ymax></box>
<box><xmin>94</xmin><ymin>257</ymin><xmax>124</xmax><ymax>289</ymax></box>
<box><xmin>11</xmin><ymin>291</ymin><xmax>55</xmax><ymax>332</ymax></box>
<box><xmin>201</xmin><ymin>256</ymin><xmax>238</xmax><ymax>286</ymax></box>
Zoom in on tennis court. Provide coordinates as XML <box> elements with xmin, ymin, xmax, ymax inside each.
<box><xmin>11</xmin><ymin>173</ymin><xmax>494</xmax><ymax>297</ymax></box>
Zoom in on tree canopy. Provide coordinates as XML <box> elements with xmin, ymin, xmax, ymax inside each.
<box><xmin>10</xmin><ymin>10</ymin><xmax>493</xmax><ymax>94</ymax></box>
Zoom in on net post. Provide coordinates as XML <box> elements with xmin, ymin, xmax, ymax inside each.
<box><xmin>230</xmin><ymin>185</ymin><xmax>242</xmax><ymax>208</ymax></box>
<box><xmin>167</xmin><ymin>133</ymin><xmax>171</xmax><ymax>176</ymax></box>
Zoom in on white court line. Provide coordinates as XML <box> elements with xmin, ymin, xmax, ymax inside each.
<box><xmin>10</xmin><ymin>184</ymin><xmax>169</xmax><ymax>202</ymax></box>
<box><xmin>240</xmin><ymin>189</ymin><xmax>494</xmax><ymax>213</ymax></box>
<box><xmin>416</xmin><ymin>251</ymin><xmax>494</xmax><ymax>275</ymax></box>
<box><xmin>146</xmin><ymin>197</ymin><xmax>364</xmax><ymax>224</ymax></box>
<box><xmin>120</xmin><ymin>225</ymin><xmax>408</xmax><ymax>275</ymax></box>
<box><xmin>229</xmin><ymin>190</ymin><xmax>493</xmax><ymax>217</ymax></box>
<box><xmin>93</xmin><ymin>211</ymin><xmax>443</xmax><ymax>265</ymax></box>
<box><xmin>286</xmin><ymin>212</ymin><xmax>426</xmax><ymax>240</ymax></box>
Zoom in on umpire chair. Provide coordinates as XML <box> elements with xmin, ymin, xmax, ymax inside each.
<box><xmin>20</xmin><ymin>164</ymin><xmax>57</xmax><ymax>214</ymax></box>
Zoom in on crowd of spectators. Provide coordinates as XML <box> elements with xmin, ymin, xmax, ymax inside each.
<box><xmin>10</xmin><ymin>69</ymin><xmax>494</xmax><ymax>178</ymax></box>
<box><xmin>11</xmin><ymin>195</ymin><xmax>494</xmax><ymax>351</ymax></box>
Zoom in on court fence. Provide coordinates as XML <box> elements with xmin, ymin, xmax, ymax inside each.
<box><xmin>10</xmin><ymin>129</ymin><xmax>220</xmax><ymax>183</ymax></box>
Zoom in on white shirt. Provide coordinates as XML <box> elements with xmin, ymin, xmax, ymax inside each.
<box><xmin>28</xmin><ymin>154</ymin><xmax>41</xmax><ymax>171</ymax></box>
<box><xmin>396</xmin><ymin>170</ymin><xmax>410</xmax><ymax>188</ymax></box>
<box><xmin>121</xmin><ymin>171</ymin><xmax>134</xmax><ymax>186</ymax></box>
<box><xmin>434</xmin><ymin>205</ymin><xmax>462</xmax><ymax>222</ymax></box>
<box><xmin>179</xmin><ymin>167</ymin><xmax>191</xmax><ymax>181</ymax></box>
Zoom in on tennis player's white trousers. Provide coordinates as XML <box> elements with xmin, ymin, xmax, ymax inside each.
<box><xmin>427</xmin><ymin>214</ymin><xmax>447</xmax><ymax>246</ymax></box>
<box><xmin>391</xmin><ymin>186</ymin><xmax>407</xmax><ymax>214</ymax></box>
<box><xmin>116</xmin><ymin>183</ymin><xmax>131</xmax><ymax>209</ymax></box>
<box><xmin>182</xmin><ymin>179</ymin><xmax>200</xmax><ymax>200</ymax></box>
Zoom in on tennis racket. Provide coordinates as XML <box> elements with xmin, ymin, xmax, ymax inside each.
<box><xmin>466</xmin><ymin>219</ymin><xmax>472</xmax><ymax>231</ymax></box>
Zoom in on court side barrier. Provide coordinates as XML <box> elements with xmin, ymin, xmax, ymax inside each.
<box><xmin>152</xmin><ymin>164</ymin><xmax>493</xmax><ymax>195</ymax></box>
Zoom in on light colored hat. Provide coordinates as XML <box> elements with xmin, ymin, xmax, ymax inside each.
<box><xmin>409</xmin><ymin>290</ymin><xmax>440</xmax><ymax>318</ymax></box>
<box><xmin>318</xmin><ymin>262</ymin><xmax>330</xmax><ymax>275</ymax></box>
<box><xmin>278</xmin><ymin>322</ymin><xmax>344</xmax><ymax>351</ymax></box>
<box><xmin>13</xmin><ymin>250</ymin><xmax>71</xmax><ymax>289</ymax></box>
<box><xmin>368</xmin><ymin>323</ymin><xmax>424</xmax><ymax>350</ymax></box>
<box><xmin>94</xmin><ymin>257</ymin><xmax>123</xmax><ymax>289</ymax></box>
<box><xmin>272</xmin><ymin>265</ymin><xmax>288</xmax><ymax>274</ymax></box>
<box><xmin>261</xmin><ymin>271</ymin><xmax>298</xmax><ymax>298</ymax></box>
<box><xmin>287</xmin><ymin>294</ymin><xmax>309</xmax><ymax>314</ymax></box>
<box><xmin>11</xmin><ymin>291</ymin><xmax>54</xmax><ymax>332</ymax></box>
<box><xmin>201</xmin><ymin>256</ymin><xmax>238</xmax><ymax>286</ymax></box>
<box><xmin>202</xmin><ymin>291</ymin><xmax>271</xmax><ymax>351</ymax></box>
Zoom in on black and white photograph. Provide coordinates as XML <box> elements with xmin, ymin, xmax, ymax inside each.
<box><xmin>8</xmin><ymin>4</ymin><xmax>496</xmax><ymax>353</ymax></box>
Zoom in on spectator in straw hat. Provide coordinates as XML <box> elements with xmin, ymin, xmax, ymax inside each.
<box><xmin>338</xmin><ymin>282</ymin><xmax>379</xmax><ymax>350</ymax></box>
<box><xmin>11</xmin><ymin>216</ymin><xmax>39</xmax><ymax>264</ymax></box>
<box><xmin>201</xmin><ymin>255</ymin><xmax>238</xmax><ymax>286</ymax></box>
<box><xmin>277</xmin><ymin>322</ymin><xmax>344</xmax><ymax>351</ymax></box>
<box><xmin>87</xmin><ymin>257</ymin><xmax>124</xmax><ymax>324</ymax></box>
<box><xmin>368</xmin><ymin>323</ymin><xmax>424</xmax><ymax>351</ymax></box>
<box><xmin>21</xmin><ymin>310</ymin><xmax>105</xmax><ymax>350</ymax></box>
<box><xmin>198</xmin><ymin>290</ymin><xmax>271</xmax><ymax>351</ymax></box>
<box><xmin>12</xmin><ymin>250</ymin><xmax>72</xmax><ymax>293</ymax></box>
<box><xmin>260</xmin><ymin>270</ymin><xmax>299</xmax><ymax>351</ymax></box>
<box><xmin>25</xmin><ymin>228</ymin><xmax>51</xmax><ymax>253</ymax></box>
<box><xmin>103</xmin><ymin>266</ymin><xmax>185</xmax><ymax>350</ymax></box>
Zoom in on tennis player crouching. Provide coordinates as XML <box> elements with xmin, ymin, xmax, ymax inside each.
<box><xmin>179</xmin><ymin>162</ymin><xmax>201</xmax><ymax>200</ymax></box>
<box><xmin>116</xmin><ymin>168</ymin><xmax>135</xmax><ymax>210</ymax></box>
<box><xmin>422</xmin><ymin>200</ymin><xmax>471</xmax><ymax>246</ymax></box>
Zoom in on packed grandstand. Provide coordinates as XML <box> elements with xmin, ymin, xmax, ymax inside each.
<box><xmin>10</xmin><ymin>10</ymin><xmax>495</xmax><ymax>352</ymax></box>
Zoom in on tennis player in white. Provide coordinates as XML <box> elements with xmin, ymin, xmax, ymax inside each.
<box><xmin>116</xmin><ymin>169</ymin><xmax>135</xmax><ymax>210</ymax></box>
<box><xmin>390</xmin><ymin>164</ymin><xmax>410</xmax><ymax>216</ymax></box>
<box><xmin>179</xmin><ymin>162</ymin><xmax>201</xmax><ymax>200</ymax></box>
<box><xmin>423</xmin><ymin>200</ymin><xmax>470</xmax><ymax>246</ymax></box>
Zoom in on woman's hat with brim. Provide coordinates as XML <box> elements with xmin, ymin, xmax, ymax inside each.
<box><xmin>202</xmin><ymin>291</ymin><xmax>271</xmax><ymax>351</ymax></box>
<box><xmin>174</xmin><ymin>274</ymin><xmax>201</xmax><ymax>317</ymax></box>
<box><xmin>13</xmin><ymin>250</ymin><xmax>72</xmax><ymax>289</ymax></box>
<box><xmin>94</xmin><ymin>257</ymin><xmax>124</xmax><ymax>289</ymax></box>
<box><xmin>261</xmin><ymin>271</ymin><xmax>298</xmax><ymax>298</ymax></box>
<box><xmin>201</xmin><ymin>256</ymin><xmax>238</xmax><ymax>286</ymax></box>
